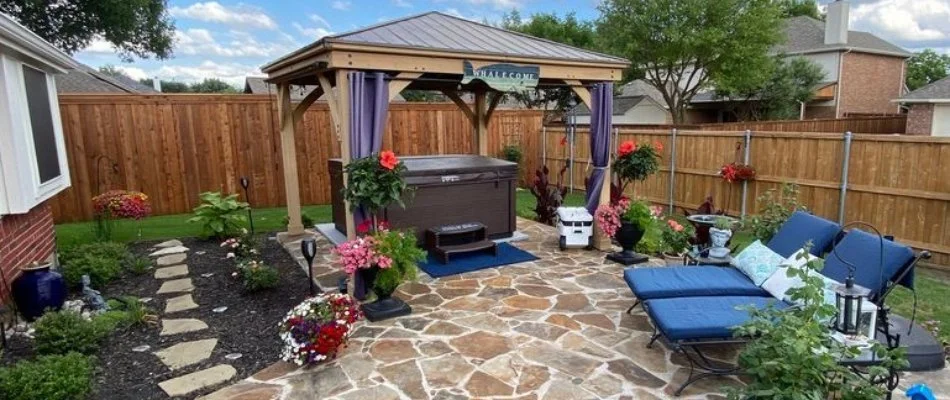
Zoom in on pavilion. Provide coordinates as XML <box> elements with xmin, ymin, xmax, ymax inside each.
<box><xmin>261</xmin><ymin>11</ymin><xmax>629</xmax><ymax>248</ymax></box>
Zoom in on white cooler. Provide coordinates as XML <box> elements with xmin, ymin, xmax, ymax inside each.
<box><xmin>556</xmin><ymin>207</ymin><xmax>593</xmax><ymax>250</ymax></box>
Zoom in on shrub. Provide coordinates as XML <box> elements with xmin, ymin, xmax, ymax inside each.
<box><xmin>499</xmin><ymin>144</ymin><xmax>523</xmax><ymax>164</ymax></box>
<box><xmin>33</xmin><ymin>311</ymin><xmax>103</xmax><ymax>356</ymax></box>
<box><xmin>529</xmin><ymin>165</ymin><xmax>568</xmax><ymax>225</ymax></box>
<box><xmin>124</xmin><ymin>255</ymin><xmax>152</xmax><ymax>275</ymax></box>
<box><xmin>282</xmin><ymin>212</ymin><xmax>315</xmax><ymax>229</ymax></box>
<box><xmin>100</xmin><ymin>297</ymin><xmax>154</xmax><ymax>330</ymax></box>
<box><xmin>188</xmin><ymin>192</ymin><xmax>249</xmax><ymax>238</ymax></box>
<box><xmin>372</xmin><ymin>230</ymin><xmax>426</xmax><ymax>297</ymax></box>
<box><xmin>237</xmin><ymin>260</ymin><xmax>279</xmax><ymax>292</ymax></box>
<box><xmin>743</xmin><ymin>183</ymin><xmax>805</xmax><ymax>242</ymax></box>
<box><xmin>0</xmin><ymin>352</ymin><xmax>94</xmax><ymax>400</ymax></box>
<box><xmin>58</xmin><ymin>242</ymin><xmax>129</xmax><ymax>287</ymax></box>
<box><xmin>220</xmin><ymin>229</ymin><xmax>259</xmax><ymax>261</ymax></box>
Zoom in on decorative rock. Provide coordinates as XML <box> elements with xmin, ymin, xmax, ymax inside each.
<box><xmin>139</xmin><ymin>297</ymin><xmax>153</xmax><ymax>303</ymax></box>
<box><xmin>157</xmin><ymin>253</ymin><xmax>187</xmax><ymax>266</ymax></box>
<box><xmin>201</xmin><ymin>273</ymin><xmax>215</xmax><ymax>278</ymax></box>
<box><xmin>164</xmin><ymin>294</ymin><xmax>198</xmax><ymax>313</ymax></box>
<box><xmin>212</xmin><ymin>306</ymin><xmax>228</xmax><ymax>313</ymax></box>
<box><xmin>160</xmin><ymin>318</ymin><xmax>208</xmax><ymax>336</ymax></box>
<box><xmin>132</xmin><ymin>345</ymin><xmax>151</xmax><ymax>352</ymax></box>
<box><xmin>157</xmin><ymin>278</ymin><xmax>194</xmax><ymax>294</ymax></box>
<box><xmin>449</xmin><ymin>331</ymin><xmax>511</xmax><ymax>360</ymax></box>
<box><xmin>158</xmin><ymin>364</ymin><xmax>236</xmax><ymax>397</ymax></box>
<box><xmin>155</xmin><ymin>239</ymin><xmax>183</xmax><ymax>248</ymax></box>
<box><xmin>154</xmin><ymin>264</ymin><xmax>188</xmax><ymax>279</ymax></box>
<box><xmin>154</xmin><ymin>339</ymin><xmax>218</xmax><ymax>370</ymax></box>
<box><xmin>149</xmin><ymin>245</ymin><xmax>190</xmax><ymax>257</ymax></box>
<box><xmin>224</xmin><ymin>353</ymin><xmax>242</xmax><ymax>360</ymax></box>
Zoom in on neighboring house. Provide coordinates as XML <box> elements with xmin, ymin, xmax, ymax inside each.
<box><xmin>897</xmin><ymin>76</ymin><xmax>950</xmax><ymax>136</ymax></box>
<box><xmin>573</xmin><ymin>95</ymin><xmax>670</xmax><ymax>125</ymax></box>
<box><xmin>56</xmin><ymin>63</ymin><xmax>158</xmax><ymax>94</ymax></box>
<box><xmin>0</xmin><ymin>13</ymin><xmax>75</xmax><ymax>292</ymax></box>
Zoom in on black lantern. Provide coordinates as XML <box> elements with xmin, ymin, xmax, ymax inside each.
<box><xmin>239</xmin><ymin>177</ymin><xmax>254</xmax><ymax>234</ymax></box>
<box><xmin>301</xmin><ymin>239</ymin><xmax>317</xmax><ymax>296</ymax></box>
<box><xmin>831</xmin><ymin>221</ymin><xmax>883</xmax><ymax>336</ymax></box>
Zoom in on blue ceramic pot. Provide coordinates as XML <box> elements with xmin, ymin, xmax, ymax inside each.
<box><xmin>12</xmin><ymin>263</ymin><xmax>67</xmax><ymax>321</ymax></box>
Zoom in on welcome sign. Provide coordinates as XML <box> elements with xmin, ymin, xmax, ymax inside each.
<box><xmin>461</xmin><ymin>60</ymin><xmax>540</xmax><ymax>92</ymax></box>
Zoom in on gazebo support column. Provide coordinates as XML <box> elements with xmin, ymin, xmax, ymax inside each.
<box><xmin>570</xmin><ymin>81</ymin><xmax>612</xmax><ymax>251</ymax></box>
<box><xmin>336</xmin><ymin>70</ymin><xmax>356</xmax><ymax>239</ymax></box>
<box><xmin>473</xmin><ymin>89</ymin><xmax>489</xmax><ymax>155</ymax></box>
<box><xmin>277</xmin><ymin>82</ymin><xmax>305</xmax><ymax>237</ymax></box>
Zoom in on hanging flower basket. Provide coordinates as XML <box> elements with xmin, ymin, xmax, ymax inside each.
<box><xmin>719</xmin><ymin>162</ymin><xmax>756</xmax><ymax>183</ymax></box>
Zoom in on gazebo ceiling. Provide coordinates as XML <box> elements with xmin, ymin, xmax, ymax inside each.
<box><xmin>262</xmin><ymin>11</ymin><xmax>629</xmax><ymax>85</ymax></box>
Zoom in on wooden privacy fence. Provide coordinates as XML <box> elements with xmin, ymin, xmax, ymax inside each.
<box><xmin>51</xmin><ymin>94</ymin><xmax>542</xmax><ymax>223</ymax></box>
<box><xmin>696</xmin><ymin>115</ymin><xmax>907</xmax><ymax>134</ymax></box>
<box><xmin>541</xmin><ymin>126</ymin><xmax>950</xmax><ymax>269</ymax></box>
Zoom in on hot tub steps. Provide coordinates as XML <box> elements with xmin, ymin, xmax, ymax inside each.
<box><xmin>426</xmin><ymin>223</ymin><xmax>498</xmax><ymax>264</ymax></box>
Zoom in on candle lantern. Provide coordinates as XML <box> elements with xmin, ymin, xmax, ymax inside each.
<box><xmin>830</xmin><ymin>221</ymin><xmax>884</xmax><ymax>337</ymax></box>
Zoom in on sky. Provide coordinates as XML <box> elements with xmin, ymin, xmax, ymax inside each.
<box><xmin>73</xmin><ymin>0</ymin><xmax>950</xmax><ymax>88</ymax></box>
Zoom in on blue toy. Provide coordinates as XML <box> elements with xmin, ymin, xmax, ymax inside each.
<box><xmin>906</xmin><ymin>384</ymin><xmax>935</xmax><ymax>400</ymax></box>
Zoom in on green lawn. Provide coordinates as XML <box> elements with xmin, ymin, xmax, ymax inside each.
<box><xmin>55</xmin><ymin>192</ymin><xmax>949</xmax><ymax>342</ymax></box>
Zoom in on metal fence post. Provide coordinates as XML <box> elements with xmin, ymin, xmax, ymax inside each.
<box><xmin>668</xmin><ymin>128</ymin><xmax>677</xmax><ymax>212</ymax></box>
<box><xmin>740</xmin><ymin>129</ymin><xmax>752</xmax><ymax>218</ymax></box>
<box><xmin>568</xmin><ymin>122</ymin><xmax>575</xmax><ymax>193</ymax></box>
<box><xmin>541</xmin><ymin>126</ymin><xmax>547</xmax><ymax>171</ymax></box>
<box><xmin>838</xmin><ymin>131</ymin><xmax>853</xmax><ymax>224</ymax></box>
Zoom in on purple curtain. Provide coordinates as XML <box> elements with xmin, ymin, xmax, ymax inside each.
<box><xmin>585</xmin><ymin>82</ymin><xmax>613</xmax><ymax>214</ymax></box>
<box><xmin>348</xmin><ymin>71</ymin><xmax>389</xmax><ymax>300</ymax></box>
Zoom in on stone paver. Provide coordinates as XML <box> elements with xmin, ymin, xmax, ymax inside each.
<box><xmin>161</xmin><ymin>318</ymin><xmax>208</xmax><ymax>336</ymax></box>
<box><xmin>157</xmin><ymin>253</ymin><xmax>187</xmax><ymax>266</ymax></box>
<box><xmin>158</xmin><ymin>364</ymin><xmax>236</xmax><ymax>397</ymax></box>
<box><xmin>154</xmin><ymin>338</ymin><xmax>218</xmax><ymax>370</ymax></box>
<box><xmin>149</xmin><ymin>245</ymin><xmax>190</xmax><ymax>257</ymax></box>
<box><xmin>164</xmin><ymin>294</ymin><xmax>199</xmax><ymax>313</ymax></box>
<box><xmin>157</xmin><ymin>278</ymin><xmax>195</xmax><ymax>294</ymax></box>
<box><xmin>155</xmin><ymin>239</ymin><xmax>184</xmax><ymax>248</ymax></box>
<box><xmin>205</xmin><ymin>218</ymin><xmax>950</xmax><ymax>400</ymax></box>
<box><xmin>154</xmin><ymin>264</ymin><xmax>189</xmax><ymax>279</ymax></box>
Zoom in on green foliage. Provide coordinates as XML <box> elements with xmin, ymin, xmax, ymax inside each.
<box><xmin>400</xmin><ymin>90</ymin><xmax>441</xmax><ymax>102</ymax></box>
<box><xmin>612</xmin><ymin>142</ymin><xmax>660</xmax><ymax>192</ymax></box>
<box><xmin>372</xmin><ymin>230</ymin><xmax>426</xmax><ymax>297</ymax></box>
<box><xmin>635</xmin><ymin>222</ymin><xmax>663</xmax><ymax>254</ymax></box>
<box><xmin>713</xmin><ymin>216</ymin><xmax>734</xmax><ymax>230</ymax></box>
<box><xmin>140</xmin><ymin>79</ymin><xmax>191</xmax><ymax>93</ymax></box>
<box><xmin>283</xmin><ymin>212</ymin><xmax>315</xmax><ymax>229</ymax></box>
<box><xmin>125</xmin><ymin>255</ymin><xmax>152</xmax><ymax>275</ymax></box>
<box><xmin>743</xmin><ymin>183</ymin><xmax>805</xmax><ymax>242</ymax></box>
<box><xmin>342</xmin><ymin>153</ymin><xmax>409</xmax><ymax>216</ymax></box>
<box><xmin>0</xmin><ymin>352</ymin><xmax>94</xmax><ymax>400</ymax></box>
<box><xmin>529</xmin><ymin>166</ymin><xmax>568</xmax><ymax>225</ymax></box>
<box><xmin>777</xmin><ymin>0</ymin><xmax>822</xmax><ymax>19</ymax></box>
<box><xmin>660</xmin><ymin>219</ymin><xmax>693</xmax><ymax>254</ymax></box>
<box><xmin>188</xmin><ymin>192</ymin><xmax>249</xmax><ymax>238</ymax></box>
<box><xmin>718</xmin><ymin>57</ymin><xmax>826</xmax><ymax>120</ymax></box>
<box><xmin>237</xmin><ymin>260</ymin><xmax>280</xmax><ymax>292</ymax></box>
<box><xmin>101</xmin><ymin>296</ymin><xmax>154</xmax><ymax>329</ymax></box>
<box><xmin>728</xmin><ymin>250</ymin><xmax>907</xmax><ymax>399</ymax></box>
<box><xmin>598</xmin><ymin>0</ymin><xmax>784</xmax><ymax>123</ymax></box>
<box><xmin>189</xmin><ymin>78</ymin><xmax>238</xmax><ymax>93</ymax></box>
<box><xmin>622</xmin><ymin>200</ymin><xmax>653</xmax><ymax>230</ymax></box>
<box><xmin>33</xmin><ymin>311</ymin><xmax>103</xmax><ymax>356</ymax></box>
<box><xmin>59</xmin><ymin>242</ymin><xmax>129</xmax><ymax>287</ymax></box>
<box><xmin>906</xmin><ymin>49</ymin><xmax>950</xmax><ymax>91</ymax></box>
<box><xmin>499</xmin><ymin>144</ymin><xmax>523</xmax><ymax>164</ymax></box>
<box><xmin>0</xmin><ymin>0</ymin><xmax>175</xmax><ymax>61</ymax></box>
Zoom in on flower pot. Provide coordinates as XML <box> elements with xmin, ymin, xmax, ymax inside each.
<box><xmin>708</xmin><ymin>227</ymin><xmax>733</xmax><ymax>258</ymax></box>
<box><xmin>359</xmin><ymin>265</ymin><xmax>412</xmax><ymax>322</ymax></box>
<box><xmin>355</xmin><ymin>266</ymin><xmax>378</xmax><ymax>301</ymax></box>
<box><xmin>606</xmin><ymin>221</ymin><xmax>649</xmax><ymax>265</ymax></box>
<box><xmin>12</xmin><ymin>263</ymin><xmax>66</xmax><ymax>321</ymax></box>
<box><xmin>662</xmin><ymin>252</ymin><xmax>685</xmax><ymax>266</ymax></box>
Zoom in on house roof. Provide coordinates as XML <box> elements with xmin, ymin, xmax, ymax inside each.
<box><xmin>263</xmin><ymin>11</ymin><xmax>628</xmax><ymax>72</ymax></box>
<box><xmin>572</xmin><ymin>95</ymin><xmax>655</xmax><ymax>116</ymax></box>
<box><xmin>0</xmin><ymin>12</ymin><xmax>75</xmax><ymax>73</ymax></box>
<box><xmin>619</xmin><ymin>80</ymin><xmax>666</xmax><ymax>106</ymax></box>
<box><xmin>775</xmin><ymin>16</ymin><xmax>911</xmax><ymax>58</ymax></box>
<box><xmin>56</xmin><ymin>64</ymin><xmax>158</xmax><ymax>94</ymax></box>
<box><xmin>898</xmin><ymin>76</ymin><xmax>950</xmax><ymax>103</ymax></box>
<box><xmin>244</xmin><ymin>76</ymin><xmax>405</xmax><ymax>102</ymax></box>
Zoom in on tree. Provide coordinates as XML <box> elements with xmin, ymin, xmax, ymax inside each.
<box><xmin>777</xmin><ymin>0</ymin><xmax>822</xmax><ymax>19</ymax></box>
<box><xmin>139</xmin><ymin>78</ymin><xmax>190</xmax><ymax>93</ymax></box>
<box><xmin>597</xmin><ymin>0</ymin><xmax>784</xmax><ymax>123</ymax></box>
<box><xmin>0</xmin><ymin>0</ymin><xmax>175</xmax><ymax>61</ymax></box>
<box><xmin>718</xmin><ymin>57</ymin><xmax>825</xmax><ymax>120</ymax></box>
<box><xmin>189</xmin><ymin>78</ymin><xmax>238</xmax><ymax>94</ymax></box>
<box><xmin>501</xmin><ymin>11</ymin><xmax>599</xmax><ymax>121</ymax></box>
<box><xmin>98</xmin><ymin>65</ymin><xmax>132</xmax><ymax>80</ymax></box>
<box><xmin>905</xmin><ymin>49</ymin><xmax>950</xmax><ymax>91</ymax></box>
<box><xmin>400</xmin><ymin>90</ymin><xmax>441</xmax><ymax>102</ymax></box>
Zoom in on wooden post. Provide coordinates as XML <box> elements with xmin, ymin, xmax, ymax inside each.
<box><xmin>277</xmin><ymin>83</ymin><xmax>305</xmax><ymax>236</ymax></box>
<box><xmin>337</xmin><ymin>69</ymin><xmax>356</xmax><ymax>239</ymax></box>
<box><xmin>570</xmin><ymin>81</ymin><xmax>612</xmax><ymax>251</ymax></box>
<box><xmin>474</xmin><ymin>89</ymin><xmax>488</xmax><ymax>155</ymax></box>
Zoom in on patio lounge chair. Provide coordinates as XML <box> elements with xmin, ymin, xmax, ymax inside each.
<box><xmin>641</xmin><ymin>229</ymin><xmax>929</xmax><ymax>396</ymax></box>
<box><xmin>624</xmin><ymin>211</ymin><xmax>841</xmax><ymax>308</ymax></box>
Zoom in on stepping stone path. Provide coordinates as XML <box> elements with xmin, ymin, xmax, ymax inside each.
<box><xmin>146</xmin><ymin>241</ymin><xmax>234</xmax><ymax>397</ymax></box>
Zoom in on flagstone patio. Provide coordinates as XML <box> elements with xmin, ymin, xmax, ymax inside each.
<box><xmin>203</xmin><ymin>218</ymin><xmax>949</xmax><ymax>400</ymax></box>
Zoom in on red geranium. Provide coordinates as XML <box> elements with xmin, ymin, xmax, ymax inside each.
<box><xmin>618</xmin><ymin>141</ymin><xmax>636</xmax><ymax>156</ymax></box>
<box><xmin>379</xmin><ymin>150</ymin><xmax>398</xmax><ymax>170</ymax></box>
<box><xmin>560</xmin><ymin>136</ymin><xmax>568</xmax><ymax>146</ymax></box>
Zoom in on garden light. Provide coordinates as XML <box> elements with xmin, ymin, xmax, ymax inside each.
<box><xmin>240</xmin><ymin>176</ymin><xmax>254</xmax><ymax>234</ymax></box>
<box><xmin>301</xmin><ymin>238</ymin><xmax>317</xmax><ymax>296</ymax></box>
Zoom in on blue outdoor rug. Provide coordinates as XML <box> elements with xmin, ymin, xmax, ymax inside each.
<box><xmin>418</xmin><ymin>243</ymin><xmax>539</xmax><ymax>278</ymax></box>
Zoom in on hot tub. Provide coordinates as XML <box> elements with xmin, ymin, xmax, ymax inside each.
<box><xmin>329</xmin><ymin>155</ymin><xmax>518</xmax><ymax>241</ymax></box>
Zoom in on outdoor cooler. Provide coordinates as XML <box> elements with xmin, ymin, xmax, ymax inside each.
<box><xmin>556</xmin><ymin>207</ymin><xmax>593</xmax><ymax>250</ymax></box>
<box><xmin>329</xmin><ymin>155</ymin><xmax>518</xmax><ymax>242</ymax></box>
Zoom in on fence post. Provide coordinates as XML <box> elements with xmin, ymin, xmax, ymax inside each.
<box><xmin>541</xmin><ymin>126</ymin><xmax>547</xmax><ymax>172</ymax></box>
<box><xmin>569</xmin><ymin>122</ymin><xmax>575</xmax><ymax>193</ymax></box>
<box><xmin>740</xmin><ymin>129</ymin><xmax>752</xmax><ymax>218</ymax></box>
<box><xmin>838</xmin><ymin>131</ymin><xmax>853</xmax><ymax>224</ymax></box>
<box><xmin>668</xmin><ymin>128</ymin><xmax>677</xmax><ymax>212</ymax></box>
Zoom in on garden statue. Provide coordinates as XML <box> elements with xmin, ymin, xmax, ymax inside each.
<box><xmin>81</xmin><ymin>275</ymin><xmax>109</xmax><ymax>312</ymax></box>
<box><xmin>708</xmin><ymin>217</ymin><xmax>734</xmax><ymax>259</ymax></box>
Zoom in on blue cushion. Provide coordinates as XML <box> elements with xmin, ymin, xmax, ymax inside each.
<box><xmin>732</xmin><ymin>240</ymin><xmax>786</xmax><ymax>286</ymax></box>
<box><xmin>625</xmin><ymin>267</ymin><xmax>768</xmax><ymax>300</ymax></box>
<box><xmin>767</xmin><ymin>211</ymin><xmax>841</xmax><ymax>258</ymax></box>
<box><xmin>820</xmin><ymin>229</ymin><xmax>915</xmax><ymax>298</ymax></box>
<box><xmin>645</xmin><ymin>296</ymin><xmax>790</xmax><ymax>341</ymax></box>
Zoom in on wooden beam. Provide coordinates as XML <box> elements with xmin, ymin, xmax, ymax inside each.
<box><xmin>277</xmin><ymin>83</ymin><xmax>304</xmax><ymax>236</ymax></box>
<box><xmin>388</xmin><ymin>72</ymin><xmax>422</xmax><ymax>101</ymax></box>
<box><xmin>566</xmin><ymin>79</ymin><xmax>593</xmax><ymax>108</ymax></box>
<box><xmin>441</xmin><ymin>89</ymin><xmax>476</xmax><ymax>125</ymax></box>
<box><xmin>292</xmin><ymin>85</ymin><xmax>324</xmax><ymax>122</ymax></box>
<box><xmin>317</xmin><ymin>73</ymin><xmax>342</xmax><ymax>141</ymax></box>
<box><xmin>336</xmin><ymin>69</ymin><xmax>356</xmax><ymax>239</ymax></box>
<box><xmin>485</xmin><ymin>92</ymin><xmax>503</xmax><ymax>124</ymax></box>
<box><xmin>474</xmin><ymin>89</ymin><xmax>488</xmax><ymax>156</ymax></box>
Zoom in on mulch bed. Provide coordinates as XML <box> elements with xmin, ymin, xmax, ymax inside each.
<box><xmin>3</xmin><ymin>233</ymin><xmax>310</xmax><ymax>400</ymax></box>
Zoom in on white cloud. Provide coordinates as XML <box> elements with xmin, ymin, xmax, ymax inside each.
<box><xmin>169</xmin><ymin>1</ymin><xmax>277</xmax><ymax>30</ymax></box>
<box><xmin>463</xmin><ymin>0</ymin><xmax>521</xmax><ymax>10</ymax></box>
<box><xmin>173</xmin><ymin>29</ymin><xmax>298</xmax><ymax>58</ymax></box>
<box><xmin>850</xmin><ymin>0</ymin><xmax>950</xmax><ymax>48</ymax></box>
<box><xmin>114</xmin><ymin>66</ymin><xmax>149</xmax><ymax>81</ymax></box>
<box><xmin>393</xmin><ymin>0</ymin><xmax>412</xmax><ymax>7</ymax></box>
<box><xmin>152</xmin><ymin>60</ymin><xmax>259</xmax><ymax>86</ymax></box>
<box><xmin>293</xmin><ymin>23</ymin><xmax>333</xmax><ymax>40</ymax></box>
<box><xmin>83</xmin><ymin>38</ymin><xmax>115</xmax><ymax>54</ymax></box>
<box><xmin>331</xmin><ymin>1</ymin><xmax>351</xmax><ymax>10</ymax></box>
<box><xmin>309</xmin><ymin>14</ymin><xmax>331</xmax><ymax>28</ymax></box>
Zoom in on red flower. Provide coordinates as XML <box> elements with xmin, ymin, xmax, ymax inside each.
<box><xmin>560</xmin><ymin>136</ymin><xmax>568</xmax><ymax>146</ymax></box>
<box><xmin>618</xmin><ymin>141</ymin><xmax>636</xmax><ymax>156</ymax></box>
<box><xmin>379</xmin><ymin>150</ymin><xmax>398</xmax><ymax>170</ymax></box>
<box><xmin>654</xmin><ymin>141</ymin><xmax>664</xmax><ymax>152</ymax></box>
<box><xmin>356</xmin><ymin>220</ymin><xmax>372</xmax><ymax>234</ymax></box>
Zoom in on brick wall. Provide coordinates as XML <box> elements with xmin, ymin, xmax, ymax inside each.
<box><xmin>805</xmin><ymin>105</ymin><xmax>837</xmax><ymax>119</ymax></box>
<box><xmin>0</xmin><ymin>203</ymin><xmax>56</xmax><ymax>297</ymax></box>
<box><xmin>905</xmin><ymin>104</ymin><xmax>934</xmax><ymax>135</ymax></box>
<box><xmin>839</xmin><ymin>52</ymin><xmax>905</xmax><ymax>117</ymax></box>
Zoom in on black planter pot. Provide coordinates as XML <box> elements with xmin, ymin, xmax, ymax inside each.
<box><xmin>359</xmin><ymin>266</ymin><xmax>412</xmax><ymax>322</ymax></box>
<box><xmin>606</xmin><ymin>221</ymin><xmax>649</xmax><ymax>265</ymax></box>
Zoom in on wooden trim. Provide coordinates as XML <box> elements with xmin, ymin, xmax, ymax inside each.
<box><xmin>566</xmin><ymin>79</ymin><xmax>593</xmax><ymax>108</ymax></box>
<box><xmin>485</xmin><ymin>92</ymin><xmax>503</xmax><ymax>124</ymax></box>
<box><xmin>330</xmin><ymin>43</ymin><xmax>629</xmax><ymax>68</ymax></box>
<box><xmin>335</xmin><ymin>69</ymin><xmax>356</xmax><ymax>239</ymax></box>
<box><xmin>317</xmin><ymin>73</ymin><xmax>342</xmax><ymax>141</ymax></box>
<box><xmin>292</xmin><ymin>84</ymin><xmax>325</xmax><ymax>122</ymax></box>
<box><xmin>441</xmin><ymin>89</ymin><xmax>475</xmax><ymax>124</ymax></box>
<box><xmin>388</xmin><ymin>72</ymin><xmax>422</xmax><ymax>101</ymax></box>
<box><xmin>277</xmin><ymin>83</ymin><xmax>304</xmax><ymax>235</ymax></box>
<box><xmin>474</xmin><ymin>89</ymin><xmax>488</xmax><ymax>155</ymax></box>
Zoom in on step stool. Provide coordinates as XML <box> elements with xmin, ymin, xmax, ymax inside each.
<box><xmin>425</xmin><ymin>222</ymin><xmax>498</xmax><ymax>264</ymax></box>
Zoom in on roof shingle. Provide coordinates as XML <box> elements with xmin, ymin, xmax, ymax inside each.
<box><xmin>774</xmin><ymin>16</ymin><xmax>911</xmax><ymax>57</ymax></box>
<box><xmin>900</xmin><ymin>77</ymin><xmax>950</xmax><ymax>102</ymax></box>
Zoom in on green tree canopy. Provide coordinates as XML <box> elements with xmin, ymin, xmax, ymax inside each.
<box><xmin>597</xmin><ymin>0</ymin><xmax>784</xmax><ymax>123</ymax></box>
<box><xmin>906</xmin><ymin>49</ymin><xmax>950</xmax><ymax>91</ymax></box>
<box><xmin>138</xmin><ymin>78</ymin><xmax>191</xmax><ymax>93</ymax></box>
<box><xmin>718</xmin><ymin>57</ymin><xmax>825</xmax><ymax>120</ymax></box>
<box><xmin>189</xmin><ymin>78</ymin><xmax>238</xmax><ymax>94</ymax></box>
<box><xmin>777</xmin><ymin>0</ymin><xmax>822</xmax><ymax>19</ymax></box>
<box><xmin>0</xmin><ymin>0</ymin><xmax>175</xmax><ymax>61</ymax></box>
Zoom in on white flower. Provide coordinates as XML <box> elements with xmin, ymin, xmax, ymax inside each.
<box><xmin>226</xmin><ymin>252</ymin><xmax>235</xmax><ymax>259</ymax></box>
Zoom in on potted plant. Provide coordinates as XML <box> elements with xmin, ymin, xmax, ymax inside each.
<box><xmin>92</xmin><ymin>190</ymin><xmax>152</xmax><ymax>241</ymax></box>
<box><xmin>278</xmin><ymin>293</ymin><xmax>363</xmax><ymax>366</ymax></box>
<box><xmin>708</xmin><ymin>216</ymin><xmax>734</xmax><ymax>258</ymax></box>
<box><xmin>660</xmin><ymin>219</ymin><xmax>692</xmax><ymax>264</ymax></box>
<box><xmin>595</xmin><ymin>198</ymin><xmax>654</xmax><ymax>265</ymax></box>
<box><xmin>613</xmin><ymin>140</ymin><xmax>662</xmax><ymax>194</ymax></box>
<box><xmin>342</xmin><ymin>150</ymin><xmax>409</xmax><ymax>229</ymax></box>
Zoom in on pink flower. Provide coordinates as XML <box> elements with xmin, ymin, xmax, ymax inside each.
<box><xmin>377</xmin><ymin>256</ymin><xmax>393</xmax><ymax>269</ymax></box>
